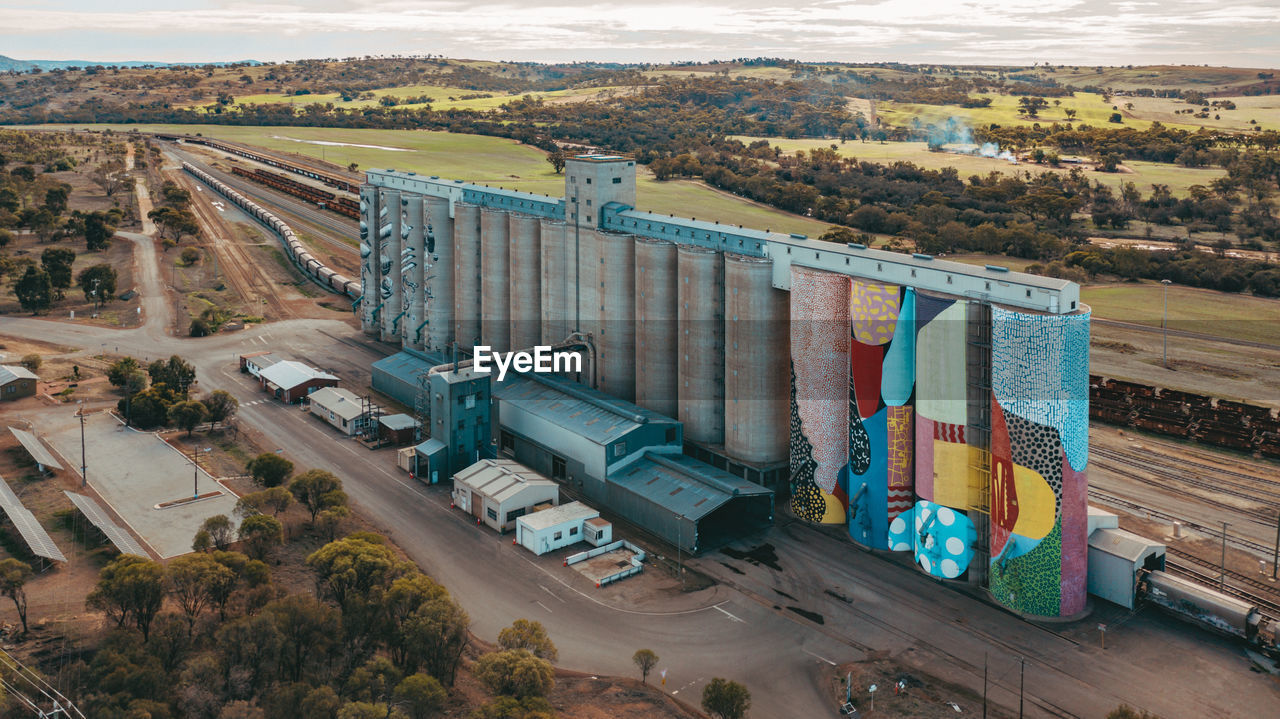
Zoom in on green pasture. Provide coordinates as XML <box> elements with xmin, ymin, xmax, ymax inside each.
<box><xmin>26</xmin><ymin>124</ymin><xmax>831</xmax><ymax>236</ymax></box>
<box><xmin>190</xmin><ymin>84</ymin><xmax>628</xmax><ymax>113</ymax></box>
<box><xmin>1080</xmin><ymin>282</ymin><xmax>1280</xmax><ymax>345</ymax></box>
<box><xmin>876</xmin><ymin>91</ymin><xmax>1180</xmax><ymax>131</ymax></box>
<box><xmin>732</xmin><ymin>137</ymin><xmax>1225</xmax><ymax>196</ymax></box>
<box><xmin>1118</xmin><ymin>94</ymin><xmax>1280</xmax><ymax>132</ymax></box>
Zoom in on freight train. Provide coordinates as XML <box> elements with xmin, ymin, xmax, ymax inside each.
<box><xmin>1140</xmin><ymin>570</ymin><xmax>1279</xmax><ymax>657</ymax></box>
<box><xmin>160</xmin><ymin>135</ymin><xmax>361</xmax><ymax>193</ymax></box>
<box><xmin>181</xmin><ymin>162</ymin><xmax>359</xmax><ymax>300</ymax></box>
<box><xmin>1090</xmin><ymin>375</ymin><xmax>1280</xmax><ymax>458</ymax></box>
<box><xmin>230</xmin><ymin>166</ymin><xmax>361</xmax><ymax>219</ymax></box>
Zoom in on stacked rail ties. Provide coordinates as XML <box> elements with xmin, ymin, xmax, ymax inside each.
<box><xmin>230</xmin><ymin>166</ymin><xmax>360</xmax><ymax>219</ymax></box>
<box><xmin>181</xmin><ymin>161</ymin><xmax>359</xmax><ymax>300</ymax></box>
<box><xmin>361</xmin><ymin>154</ymin><xmax>1092</xmax><ymax>619</ymax></box>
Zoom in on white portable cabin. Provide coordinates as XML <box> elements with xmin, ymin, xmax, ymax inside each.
<box><xmin>515</xmin><ymin>501</ymin><xmax>603</xmax><ymax>556</ymax></box>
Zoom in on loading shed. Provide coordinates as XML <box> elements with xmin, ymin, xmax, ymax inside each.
<box><xmin>378</xmin><ymin>414</ymin><xmax>420</xmax><ymax>446</ymax></box>
<box><xmin>452</xmin><ymin>459</ymin><xmax>559</xmax><ymax>533</ymax></box>
<box><xmin>1087</xmin><ymin>507</ymin><xmax>1166</xmax><ymax>609</ymax></box>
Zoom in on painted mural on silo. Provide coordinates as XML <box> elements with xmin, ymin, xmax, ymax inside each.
<box><xmin>844</xmin><ymin>282</ymin><xmax>915</xmax><ymax>550</ymax></box>
<box><xmin>988</xmin><ymin>306</ymin><xmax>1090</xmax><ymax>617</ymax></box>
<box><xmin>789</xmin><ymin>267</ymin><xmax>850</xmax><ymax>525</ymax></box>
<box><xmin>894</xmin><ymin>292</ymin><xmax>981</xmax><ymax>580</ymax></box>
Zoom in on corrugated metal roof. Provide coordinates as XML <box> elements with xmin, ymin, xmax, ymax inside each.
<box><xmin>454</xmin><ymin>459</ymin><xmax>557</xmax><ymax>503</ymax></box>
<box><xmin>414</xmin><ymin>438</ymin><xmax>446</xmax><ymax>456</ymax></box>
<box><xmin>519</xmin><ymin>500</ymin><xmax>598</xmax><ymax>531</ymax></box>
<box><xmin>495</xmin><ymin>373</ymin><xmax>676</xmax><ymax>446</ymax></box>
<box><xmin>8</xmin><ymin>427</ymin><xmax>61</xmax><ymax>469</ymax></box>
<box><xmin>610</xmin><ymin>452</ymin><xmax>771</xmax><ymax>521</ymax></box>
<box><xmin>309</xmin><ymin>387</ymin><xmax>366</xmax><ymax>421</ymax></box>
<box><xmin>1089</xmin><ymin>527</ymin><xmax>1165</xmax><ymax>563</ymax></box>
<box><xmin>379</xmin><ymin>413</ymin><xmax>418</xmax><ymax>431</ymax></box>
<box><xmin>0</xmin><ymin>365</ymin><xmax>37</xmax><ymax>384</ymax></box>
<box><xmin>259</xmin><ymin>360</ymin><xmax>338</xmax><ymax>390</ymax></box>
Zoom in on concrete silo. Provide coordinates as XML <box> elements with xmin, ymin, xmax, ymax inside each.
<box><xmin>677</xmin><ymin>245</ymin><xmax>725</xmax><ymax>445</ymax></box>
<box><xmin>634</xmin><ymin>237</ymin><xmax>679</xmax><ymax>418</ymax></box>
<box><xmin>724</xmin><ymin>253</ymin><xmax>789</xmax><ymax>465</ymax></box>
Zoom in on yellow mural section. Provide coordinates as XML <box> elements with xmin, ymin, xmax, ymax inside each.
<box><xmin>1010</xmin><ymin>464</ymin><xmax>1056</xmax><ymax>540</ymax></box>
<box><xmin>932</xmin><ymin>441</ymin><xmax>986</xmax><ymax>510</ymax></box>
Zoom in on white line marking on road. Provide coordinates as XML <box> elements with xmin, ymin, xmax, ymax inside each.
<box><xmin>540</xmin><ymin>584</ymin><xmax>566</xmax><ymax>603</ymax></box>
<box><xmin>714</xmin><ymin>605</ymin><xmax>745</xmax><ymax>623</ymax></box>
<box><xmin>535</xmin><ymin>600</ymin><xmax>553</xmax><ymax>614</ymax></box>
<box><xmin>803</xmin><ymin>649</ymin><xmax>837</xmax><ymax>666</ymax></box>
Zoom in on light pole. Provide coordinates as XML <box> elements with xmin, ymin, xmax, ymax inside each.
<box><xmin>1161</xmin><ymin>279</ymin><xmax>1171</xmax><ymax>368</ymax></box>
<box><xmin>191</xmin><ymin>446</ymin><xmax>212</xmax><ymax>499</ymax></box>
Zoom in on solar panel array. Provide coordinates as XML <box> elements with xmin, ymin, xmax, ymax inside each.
<box><xmin>63</xmin><ymin>492</ymin><xmax>149</xmax><ymax>557</ymax></box>
<box><xmin>0</xmin><ymin>475</ymin><xmax>66</xmax><ymax>563</ymax></box>
<box><xmin>8</xmin><ymin>427</ymin><xmax>62</xmax><ymax>470</ymax></box>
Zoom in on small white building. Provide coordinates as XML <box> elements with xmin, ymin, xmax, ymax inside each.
<box><xmin>452</xmin><ymin>459</ymin><xmax>559</xmax><ymax>533</ymax></box>
<box><xmin>308</xmin><ymin>387</ymin><xmax>370</xmax><ymax>436</ymax></box>
<box><xmin>1087</xmin><ymin>507</ymin><xmax>1166</xmax><ymax>610</ymax></box>
<box><xmin>515</xmin><ymin>501</ymin><xmax>611</xmax><ymax>556</ymax></box>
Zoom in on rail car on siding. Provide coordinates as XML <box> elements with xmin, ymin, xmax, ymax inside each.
<box><xmin>178</xmin><ymin>136</ymin><xmax>361</xmax><ymax>193</ymax></box>
<box><xmin>180</xmin><ymin>161</ymin><xmax>360</xmax><ymax>301</ymax></box>
<box><xmin>1141</xmin><ymin>570</ymin><xmax>1277</xmax><ymax>652</ymax></box>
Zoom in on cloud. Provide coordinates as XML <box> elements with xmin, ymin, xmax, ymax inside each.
<box><xmin>0</xmin><ymin>0</ymin><xmax>1276</xmax><ymax>65</ymax></box>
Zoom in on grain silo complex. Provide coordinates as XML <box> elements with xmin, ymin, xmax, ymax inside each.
<box><xmin>359</xmin><ymin>154</ymin><xmax>1090</xmax><ymax>619</ymax></box>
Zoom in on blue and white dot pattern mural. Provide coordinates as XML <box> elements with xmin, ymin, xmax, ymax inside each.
<box><xmin>888</xmin><ymin>500</ymin><xmax>977</xmax><ymax>580</ymax></box>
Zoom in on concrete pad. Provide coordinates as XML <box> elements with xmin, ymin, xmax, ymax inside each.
<box><xmin>570</xmin><ymin>548</ymin><xmax>639</xmax><ymax>584</ymax></box>
<box><xmin>39</xmin><ymin>410</ymin><xmax>239</xmax><ymax>558</ymax></box>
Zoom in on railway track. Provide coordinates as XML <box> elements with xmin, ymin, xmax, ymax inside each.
<box><xmin>1093</xmin><ymin>445</ymin><xmax>1280</xmax><ymax>502</ymax></box>
<box><xmin>167</xmin><ymin>148</ymin><xmax>358</xmax><ymax>258</ymax></box>
<box><xmin>1088</xmin><ymin>488</ymin><xmax>1275</xmax><ymax>555</ymax></box>
<box><xmin>175</xmin><ymin>169</ymin><xmax>295</xmax><ymax>321</ymax></box>
<box><xmin>1163</xmin><ymin>547</ymin><xmax>1280</xmax><ymax>622</ymax></box>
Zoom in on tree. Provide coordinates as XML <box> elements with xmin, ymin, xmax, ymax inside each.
<box><xmin>216</xmin><ymin>613</ymin><xmax>282</xmax><ymax>692</ymax></box>
<box><xmin>107</xmin><ymin>356</ymin><xmax>140</xmax><ymax>387</ymax></box>
<box><xmin>90</xmin><ymin>159</ymin><xmax>126</xmax><ymax>198</ymax></box>
<box><xmin>338</xmin><ymin>702</ymin><xmax>405</xmax><ymax>719</ymax></box>
<box><xmin>238</xmin><ymin>514</ymin><xmax>284</xmax><ymax>560</ymax></box>
<box><xmin>148</xmin><ymin>206</ymin><xmax>199</xmax><ymax>241</ymax></box>
<box><xmin>148</xmin><ymin>355</ymin><xmax>197</xmax><ymax>397</ymax></box>
<box><xmin>40</xmin><ymin>246</ymin><xmax>76</xmax><ymax>291</ymax></box>
<box><xmin>0</xmin><ymin>559</ymin><xmax>33</xmax><ymax>634</ymax></box>
<box><xmin>633</xmin><ymin>648</ymin><xmax>659</xmax><ymax>684</ymax></box>
<box><xmin>473</xmin><ymin>649</ymin><xmax>554</xmax><ymax>699</ymax></box>
<box><xmin>192</xmin><ymin>529</ymin><xmax>214</xmax><ymax>553</ymax></box>
<box><xmin>1108</xmin><ymin>706</ymin><xmax>1161</xmax><ymax>719</ymax></box>
<box><xmin>14</xmin><ymin>266</ymin><xmax>53</xmax><ymax>313</ymax></box>
<box><xmin>200</xmin><ymin>514</ymin><xmax>235</xmax><ymax>551</ymax></box>
<box><xmin>44</xmin><ymin>185</ymin><xmax>70</xmax><ymax>215</ymax></box>
<box><xmin>1064</xmin><ymin>108</ymin><xmax>1077</xmax><ymax>120</ymax></box>
<box><xmin>204</xmin><ymin>390</ymin><xmax>238</xmax><ymax>428</ymax></box>
<box><xmin>394</xmin><ymin>673</ymin><xmax>446</xmax><ymax>719</ymax></box>
<box><xmin>181</xmin><ymin>247</ymin><xmax>201</xmax><ymax>265</ymax></box>
<box><xmin>86</xmin><ymin>554</ymin><xmax>166</xmax><ymax>641</ymax></box>
<box><xmin>306</xmin><ymin>533</ymin><xmax>406</xmax><ymax>608</ymax></box>
<box><xmin>247</xmin><ymin>452</ymin><xmax>293</xmax><ymax>487</ymax></box>
<box><xmin>289</xmin><ymin>469</ymin><xmax>347</xmax><ymax>522</ymax></box>
<box><xmin>19</xmin><ymin>354</ymin><xmax>41</xmax><ymax>372</ymax></box>
<box><xmin>403</xmin><ymin>596</ymin><xmax>469</xmax><ymax>684</ymax></box>
<box><xmin>84</xmin><ymin>211</ymin><xmax>117</xmax><ymax>250</ymax></box>
<box><xmin>498</xmin><ymin>619</ymin><xmax>558</xmax><ymax>661</ymax></box>
<box><xmin>168</xmin><ymin>399</ymin><xmax>209</xmax><ymax>435</ymax></box>
<box><xmin>265</xmin><ymin>593</ymin><xmax>341</xmax><ymax>682</ymax></box>
<box><xmin>1109</xmin><ymin>112</ymin><xmax>1124</xmax><ymax>123</ymax></box>
<box><xmin>166</xmin><ymin>553</ymin><xmax>234</xmax><ymax>635</ymax></box>
<box><xmin>546</xmin><ymin>150</ymin><xmax>566</xmax><ymax>174</ymax></box>
<box><xmin>236</xmin><ymin>486</ymin><xmax>293</xmax><ymax>518</ymax></box>
<box><xmin>77</xmin><ymin>263</ymin><xmax>118</xmax><ymax>307</ymax></box>
<box><xmin>702</xmin><ymin>678</ymin><xmax>751</xmax><ymax>719</ymax></box>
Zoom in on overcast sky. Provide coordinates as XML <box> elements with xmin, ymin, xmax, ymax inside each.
<box><xmin>1</xmin><ymin>0</ymin><xmax>1277</xmax><ymax>67</ymax></box>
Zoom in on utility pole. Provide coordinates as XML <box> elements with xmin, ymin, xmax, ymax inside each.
<box><xmin>1161</xmin><ymin>278</ymin><xmax>1171</xmax><ymax>368</ymax></box>
<box><xmin>77</xmin><ymin>403</ymin><xmax>87</xmax><ymax>488</ymax></box>
<box><xmin>982</xmin><ymin>653</ymin><xmax>988</xmax><ymax>719</ymax></box>
<box><xmin>676</xmin><ymin>516</ymin><xmax>684</xmax><ymax>591</ymax></box>
<box><xmin>1221</xmin><ymin>521</ymin><xmax>1230</xmax><ymax>590</ymax></box>
<box><xmin>1018</xmin><ymin>656</ymin><xmax>1025</xmax><ymax>719</ymax></box>
<box><xmin>1272</xmin><ymin>512</ymin><xmax>1278</xmax><ymax>581</ymax></box>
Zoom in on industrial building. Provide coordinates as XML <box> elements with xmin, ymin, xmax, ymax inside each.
<box><xmin>378</xmin><ymin>414</ymin><xmax>420</xmax><ymax>446</ymax></box>
<box><xmin>360</xmin><ymin>154</ymin><xmax>1091</xmax><ymax>618</ymax></box>
<box><xmin>0</xmin><ymin>365</ymin><xmax>37</xmax><ymax>401</ymax></box>
<box><xmin>257</xmin><ymin>360</ymin><xmax>339</xmax><ymax>403</ymax></box>
<box><xmin>452</xmin><ymin>458</ymin><xmax>560</xmax><ymax>533</ymax></box>
<box><xmin>308</xmin><ymin>386</ymin><xmax>371</xmax><ymax>436</ymax></box>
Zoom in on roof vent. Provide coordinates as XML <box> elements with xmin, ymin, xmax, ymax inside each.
<box><xmin>846</xmin><ymin>242</ymin><xmax>866</xmax><ymax>250</ymax></box>
<box><xmin>985</xmin><ymin>264</ymin><xmax>1010</xmax><ymax>273</ymax></box>
<box><xmin>913</xmin><ymin>252</ymin><xmax>933</xmax><ymax>261</ymax></box>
